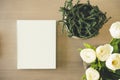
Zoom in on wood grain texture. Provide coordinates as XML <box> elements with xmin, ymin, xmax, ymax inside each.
<box><xmin>0</xmin><ymin>0</ymin><xmax>120</xmax><ymax>80</ymax></box>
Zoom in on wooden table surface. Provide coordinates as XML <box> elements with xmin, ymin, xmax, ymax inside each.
<box><xmin>0</xmin><ymin>0</ymin><xmax>120</xmax><ymax>80</ymax></box>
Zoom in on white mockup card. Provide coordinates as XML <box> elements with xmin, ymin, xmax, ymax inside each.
<box><xmin>17</xmin><ymin>20</ymin><xmax>56</xmax><ymax>69</ymax></box>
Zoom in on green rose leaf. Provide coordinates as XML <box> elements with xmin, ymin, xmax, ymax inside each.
<box><xmin>110</xmin><ymin>38</ymin><xmax>120</xmax><ymax>53</ymax></box>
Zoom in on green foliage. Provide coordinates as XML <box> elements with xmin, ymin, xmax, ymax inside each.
<box><xmin>83</xmin><ymin>43</ymin><xmax>96</xmax><ymax>50</ymax></box>
<box><xmin>89</xmin><ymin>59</ymin><xmax>120</xmax><ymax>80</ymax></box>
<box><xmin>110</xmin><ymin>38</ymin><xmax>120</xmax><ymax>53</ymax></box>
<box><xmin>59</xmin><ymin>0</ymin><xmax>111</xmax><ymax>39</ymax></box>
<box><xmin>78</xmin><ymin>48</ymin><xmax>83</xmax><ymax>52</ymax></box>
<box><xmin>81</xmin><ymin>74</ymin><xmax>86</xmax><ymax>80</ymax></box>
<box><xmin>100</xmin><ymin>67</ymin><xmax>120</xmax><ymax>80</ymax></box>
<box><xmin>90</xmin><ymin>60</ymin><xmax>104</xmax><ymax>70</ymax></box>
<box><xmin>79</xmin><ymin>42</ymin><xmax>120</xmax><ymax>80</ymax></box>
<box><xmin>116</xmin><ymin>69</ymin><xmax>120</xmax><ymax>75</ymax></box>
<box><xmin>78</xmin><ymin>43</ymin><xmax>96</xmax><ymax>52</ymax></box>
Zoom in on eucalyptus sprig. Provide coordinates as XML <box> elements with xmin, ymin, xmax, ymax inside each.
<box><xmin>59</xmin><ymin>0</ymin><xmax>111</xmax><ymax>39</ymax></box>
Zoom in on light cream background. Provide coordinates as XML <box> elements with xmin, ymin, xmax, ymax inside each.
<box><xmin>0</xmin><ymin>0</ymin><xmax>120</xmax><ymax>80</ymax></box>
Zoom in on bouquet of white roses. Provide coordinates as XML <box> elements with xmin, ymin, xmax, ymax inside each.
<box><xmin>79</xmin><ymin>22</ymin><xmax>120</xmax><ymax>80</ymax></box>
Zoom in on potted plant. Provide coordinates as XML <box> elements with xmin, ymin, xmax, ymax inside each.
<box><xmin>59</xmin><ymin>0</ymin><xmax>111</xmax><ymax>39</ymax></box>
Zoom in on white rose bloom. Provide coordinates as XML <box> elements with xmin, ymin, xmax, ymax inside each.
<box><xmin>109</xmin><ymin>21</ymin><xmax>120</xmax><ymax>38</ymax></box>
<box><xmin>96</xmin><ymin>44</ymin><xmax>113</xmax><ymax>61</ymax></box>
<box><xmin>86</xmin><ymin>67</ymin><xmax>100</xmax><ymax>80</ymax></box>
<box><xmin>80</xmin><ymin>49</ymin><xmax>96</xmax><ymax>63</ymax></box>
<box><xmin>106</xmin><ymin>53</ymin><xmax>120</xmax><ymax>71</ymax></box>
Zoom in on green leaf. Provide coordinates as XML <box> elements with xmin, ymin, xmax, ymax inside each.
<box><xmin>81</xmin><ymin>74</ymin><xmax>86</xmax><ymax>80</ymax></box>
<box><xmin>110</xmin><ymin>38</ymin><xmax>120</xmax><ymax>53</ymax></box>
<box><xmin>78</xmin><ymin>48</ymin><xmax>83</xmax><ymax>52</ymax></box>
<box><xmin>115</xmin><ymin>69</ymin><xmax>120</xmax><ymax>75</ymax></box>
<box><xmin>83</xmin><ymin>43</ymin><xmax>96</xmax><ymax>50</ymax></box>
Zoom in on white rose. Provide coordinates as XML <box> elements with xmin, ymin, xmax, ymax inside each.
<box><xmin>80</xmin><ymin>49</ymin><xmax>96</xmax><ymax>63</ymax></box>
<box><xmin>109</xmin><ymin>21</ymin><xmax>120</xmax><ymax>38</ymax></box>
<box><xmin>86</xmin><ymin>67</ymin><xmax>100</xmax><ymax>80</ymax></box>
<box><xmin>96</xmin><ymin>44</ymin><xmax>113</xmax><ymax>61</ymax></box>
<box><xmin>106</xmin><ymin>53</ymin><xmax>120</xmax><ymax>71</ymax></box>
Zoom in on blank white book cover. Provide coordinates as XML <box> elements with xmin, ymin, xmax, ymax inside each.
<box><xmin>17</xmin><ymin>20</ymin><xmax>56</xmax><ymax>69</ymax></box>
